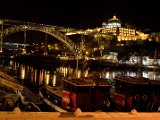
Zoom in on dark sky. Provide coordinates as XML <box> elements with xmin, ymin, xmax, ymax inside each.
<box><xmin>0</xmin><ymin>0</ymin><xmax>160</xmax><ymax>31</ymax></box>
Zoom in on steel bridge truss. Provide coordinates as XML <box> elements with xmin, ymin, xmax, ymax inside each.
<box><xmin>0</xmin><ymin>24</ymin><xmax>78</xmax><ymax>55</ymax></box>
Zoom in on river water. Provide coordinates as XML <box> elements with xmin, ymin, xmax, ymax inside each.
<box><xmin>1</xmin><ymin>59</ymin><xmax>160</xmax><ymax>89</ymax></box>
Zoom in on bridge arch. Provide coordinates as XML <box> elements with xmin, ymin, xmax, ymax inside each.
<box><xmin>1</xmin><ymin>25</ymin><xmax>77</xmax><ymax>55</ymax></box>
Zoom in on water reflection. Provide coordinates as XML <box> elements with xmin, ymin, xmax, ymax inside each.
<box><xmin>1</xmin><ymin>60</ymin><xmax>160</xmax><ymax>88</ymax></box>
<box><xmin>20</xmin><ymin>64</ymin><xmax>25</xmax><ymax>79</ymax></box>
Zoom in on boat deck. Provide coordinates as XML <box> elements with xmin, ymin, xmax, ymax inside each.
<box><xmin>114</xmin><ymin>76</ymin><xmax>160</xmax><ymax>84</ymax></box>
<box><xmin>46</xmin><ymin>85</ymin><xmax>62</xmax><ymax>98</ymax></box>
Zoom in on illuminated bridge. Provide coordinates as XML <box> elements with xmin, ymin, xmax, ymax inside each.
<box><xmin>0</xmin><ymin>19</ymin><xmax>84</xmax><ymax>55</ymax></box>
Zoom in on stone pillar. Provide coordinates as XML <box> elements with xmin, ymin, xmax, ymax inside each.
<box><xmin>23</xmin><ymin>30</ymin><xmax>27</xmax><ymax>54</ymax></box>
<box><xmin>44</xmin><ymin>33</ymin><xmax>48</xmax><ymax>55</ymax></box>
<box><xmin>0</xmin><ymin>20</ymin><xmax>3</xmax><ymax>52</ymax></box>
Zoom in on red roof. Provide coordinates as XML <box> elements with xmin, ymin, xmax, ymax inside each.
<box><xmin>62</xmin><ymin>77</ymin><xmax>110</xmax><ymax>86</ymax></box>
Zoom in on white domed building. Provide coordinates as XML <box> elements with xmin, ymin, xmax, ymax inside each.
<box><xmin>101</xmin><ymin>15</ymin><xmax>149</xmax><ymax>41</ymax></box>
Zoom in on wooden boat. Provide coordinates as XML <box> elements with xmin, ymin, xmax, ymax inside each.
<box><xmin>40</xmin><ymin>77</ymin><xmax>111</xmax><ymax>112</ymax></box>
<box><xmin>112</xmin><ymin>76</ymin><xmax>160</xmax><ymax>112</ymax></box>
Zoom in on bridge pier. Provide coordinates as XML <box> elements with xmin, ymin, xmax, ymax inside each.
<box><xmin>44</xmin><ymin>33</ymin><xmax>48</xmax><ymax>55</ymax></box>
<box><xmin>0</xmin><ymin>20</ymin><xmax>3</xmax><ymax>52</ymax></box>
<box><xmin>22</xmin><ymin>30</ymin><xmax>27</xmax><ymax>54</ymax></box>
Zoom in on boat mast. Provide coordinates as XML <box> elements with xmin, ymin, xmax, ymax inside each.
<box><xmin>75</xmin><ymin>35</ymin><xmax>85</xmax><ymax>78</ymax></box>
<box><xmin>153</xmin><ymin>49</ymin><xmax>157</xmax><ymax>74</ymax></box>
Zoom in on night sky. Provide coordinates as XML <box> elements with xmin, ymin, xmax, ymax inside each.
<box><xmin>0</xmin><ymin>0</ymin><xmax>160</xmax><ymax>31</ymax></box>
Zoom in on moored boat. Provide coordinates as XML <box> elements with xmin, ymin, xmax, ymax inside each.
<box><xmin>112</xmin><ymin>76</ymin><xmax>160</xmax><ymax>112</ymax></box>
<box><xmin>40</xmin><ymin>77</ymin><xmax>111</xmax><ymax>112</ymax></box>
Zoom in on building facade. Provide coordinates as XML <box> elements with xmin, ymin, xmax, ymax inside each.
<box><xmin>101</xmin><ymin>15</ymin><xmax>149</xmax><ymax>41</ymax></box>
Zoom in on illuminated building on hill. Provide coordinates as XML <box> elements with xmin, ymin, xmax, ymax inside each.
<box><xmin>101</xmin><ymin>15</ymin><xmax>149</xmax><ymax>41</ymax></box>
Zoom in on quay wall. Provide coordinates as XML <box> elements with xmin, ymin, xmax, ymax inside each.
<box><xmin>0</xmin><ymin>107</ymin><xmax>160</xmax><ymax>120</ymax></box>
